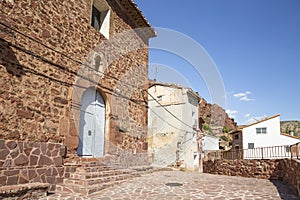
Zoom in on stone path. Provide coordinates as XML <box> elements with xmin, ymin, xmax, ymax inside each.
<box><xmin>43</xmin><ymin>171</ymin><xmax>299</xmax><ymax>200</ymax></box>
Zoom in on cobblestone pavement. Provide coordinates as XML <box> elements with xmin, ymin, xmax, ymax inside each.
<box><xmin>44</xmin><ymin>171</ymin><xmax>299</xmax><ymax>200</ymax></box>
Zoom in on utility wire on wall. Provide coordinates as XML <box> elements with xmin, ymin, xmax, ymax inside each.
<box><xmin>0</xmin><ymin>22</ymin><xmax>198</xmax><ymax>132</ymax></box>
<box><xmin>147</xmin><ymin>91</ymin><xmax>196</xmax><ymax>131</ymax></box>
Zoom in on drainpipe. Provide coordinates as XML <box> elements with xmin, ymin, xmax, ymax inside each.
<box><xmin>197</xmin><ymin>129</ymin><xmax>203</xmax><ymax>173</ymax></box>
<box><xmin>197</xmin><ymin>97</ymin><xmax>203</xmax><ymax>173</ymax></box>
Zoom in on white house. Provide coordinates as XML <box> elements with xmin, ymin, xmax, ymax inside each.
<box><xmin>231</xmin><ymin>114</ymin><xmax>300</xmax><ymax>159</ymax></box>
<box><xmin>202</xmin><ymin>135</ymin><xmax>219</xmax><ymax>152</ymax></box>
<box><xmin>148</xmin><ymin>82</ymin><xmax>200</xmax><ymax>171</ymax></box>
<box><xmin>201</xmin><ymin>134</ymin><xmax>220</xmax><ymax>160</ymax></box>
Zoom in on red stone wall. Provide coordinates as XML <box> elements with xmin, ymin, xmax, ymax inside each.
<box><xmin>199</xmin><ymin>98</ymin><xmax>237</xmax><ymax>135</ymax></box>
<box><xmin>203</xmin><ymin>159</ymin><xmax>283</xmax><ymax>179</ymax></box>
<box><xmin>0</xmin><ymin>139</ymin><xmax>66</xmax><ymax>191</ymax></box>
<box><xmin>0</xmin><ymin>0</ymin><xmax>150</xmax><ymax>160</ymax></box>
<box><xmin>281</xmin><ymin>159</ymin><xmax>300</xmax><ymax>195</ymax></box>
<box><xmin>203</xmin><ymin>158</ymin><xmax>300</xmax><ymax>196</ymax></box>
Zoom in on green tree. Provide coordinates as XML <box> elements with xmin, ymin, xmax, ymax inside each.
<box><xmin>202</xmin><ymin>124</ymin><xmax>212</xmax><ymax>133</ymax></box>
<box><xmin>222</xmin><ymin>126</ymin><xmax>230</xmax><ymax>133</ymax></box>
<box><xmin>220</xmin><ymin>135</ymin><xmax>228</xmax><ymax>142</ymax></box>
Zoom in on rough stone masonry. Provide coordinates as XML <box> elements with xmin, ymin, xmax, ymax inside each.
<box><xmin>203</xmin><ymin>158</ymin><xmax>300</xmax><ymax>196</ymax></box>
<box><xmin>0</xmin><ymin>0</ymin><xmax>156</xmax><ymax>188</ymax></box>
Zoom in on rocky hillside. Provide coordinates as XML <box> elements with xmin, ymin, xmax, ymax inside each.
<box><xmin>280</xmin><ymin>121</ymin><xmax>300</xmax><ymax>137</ymax></box>
<box><xmin>199</xmin><ymin>98</ymin><xmax>237</xmax><ymax>136</ymax></box>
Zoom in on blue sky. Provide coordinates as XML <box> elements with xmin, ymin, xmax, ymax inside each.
<box><xmin>136</xmin><ymin>0</ymin><xmax>300</xmax><ymax>125</ymax></box>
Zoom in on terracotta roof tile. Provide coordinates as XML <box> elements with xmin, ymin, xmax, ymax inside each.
<box><xmin>120</xmin><ymin>0</ymin><xmax>156</xmax><ymax>38</ymax></box>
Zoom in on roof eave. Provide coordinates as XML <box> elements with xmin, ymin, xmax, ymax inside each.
<box><xmin>122</xmin><ymin>0</ymin><xmax>156</xmax><ymax>38</ymax></box>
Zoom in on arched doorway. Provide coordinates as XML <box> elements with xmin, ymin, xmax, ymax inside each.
<box><xmin>77</xmin><ymin>87</ymin><xmax>105</xmax><ymax>157</ymax></box>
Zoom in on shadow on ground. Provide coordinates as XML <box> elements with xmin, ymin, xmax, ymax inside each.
<box><xmin>270</xmin><ymin>179</ymin><xmax>299</xmax><ymax>200</ymax></box>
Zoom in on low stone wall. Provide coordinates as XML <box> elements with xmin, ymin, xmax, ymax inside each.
<box><xmin>203</xmin><ymin>158</ymin><xmax>300</xmax><ymax>195</ymax></box>
<box><xmin>0</xmin><ymin>139</ymin><xmax>66</xmax><ymax>191</ymax></box>
<box><xmin>118</xmin><ymin>151</ymin><xmax>150</xmax><ymax>167</ymax></box>
<box><xmin>281</xmin><ymin>159</ymin><xmax>300</xmax><ymax>195</ymax></box>
<box><xmin>203</xmin><ymin>159</ymin><xmax>283</xmax><ymax>179</ymax></box>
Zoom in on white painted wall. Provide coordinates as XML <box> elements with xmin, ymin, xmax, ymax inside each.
<box><xmin>92</xmin><ymin>0</ymin><xmax>111</xmax><ymax>39</ymax></box>
<box><xmin>242</xmin><ymin>116</ymin><xmax>299</xmax><ymax>148</ymax></box>
<box><xmin>148</xmin><ymin>84</ymin><xmax>199</xmax><ymax>171</ymax></box>
<box><xmin>100</xmin><ymin>10</ymin><xmax>110</xmax><ymax>39</ymax></box>
<box><xmin>242</xmin><ymin>115</ymin><xmax>299</xmax><ymax>159</ymax></box>
<box><xmin>202</xmin><ymin>135</ymin><xmax>219</xmax><ymax>151</ymax></box>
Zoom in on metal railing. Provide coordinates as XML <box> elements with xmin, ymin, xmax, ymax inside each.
<box><xmin>291</xmin><ymin>142</ymin><xmax>300</xmax><ymax>159</ymax></box>
<box><xmin>205</xmin><ymin>144</ymin><xmax>298</xmax><ymax>160</ymax></box>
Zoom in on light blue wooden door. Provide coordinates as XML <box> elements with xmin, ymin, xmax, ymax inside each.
<box><xmin>78</xmin><ymin>88</ymin><xmax>105</xmax><ymax>157</ymax></box>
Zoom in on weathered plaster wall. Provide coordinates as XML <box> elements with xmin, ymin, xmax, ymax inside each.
<box><xmin>148</xmin><ymin>85</ymin><xmax>199</xmax><ymax>171</ymax></box>
<box><xmin>0</xmin><ymin>0</ymin><xmax>150</xmax><ymax>159</ymax></box>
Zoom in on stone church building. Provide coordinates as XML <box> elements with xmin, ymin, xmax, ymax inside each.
<box><xmin>0</xmin><ymin>0</ymin><xmax>155</xmax><ymax>195</ymax></box>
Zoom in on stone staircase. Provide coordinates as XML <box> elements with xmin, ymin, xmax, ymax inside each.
<box><xmin>0</xmin><ymin>183</ymin><xmax>50</xmax><ymax>200</ymax></box>
<box><xmin>56</xmin><ymin>156</ymin><xmax>153</xmax><ymax>195</ymax></box>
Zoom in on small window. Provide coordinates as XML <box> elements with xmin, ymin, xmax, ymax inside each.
<box><xmin>248</xmin><ymin>143</ymin><xmax>254</xmax><ymax>149</ymax></box>
<box><xmin>235</xmin><ymin>145</ymin><xmax>239</xmax><ymax>150</ymax></box>
<box><xmin>91</xmin><ymin>5</ymin><xmax>101</xmax><ymax>31</ymax></box>
<box><xmin>256</xmin><ymin>128</ymin><xmax>267</xmax><ymax>134</ymax></box>
<box><xmin>157</xmin><ymin>95</ymin><xmax>162</xmax><ymax>101</ymax></box>
<box><xmin>91</xmin><ymin>0</ymin><xmax>110</xmax><ymax>38</ymax></box>
<box><xmin>234</xmin><ymin>134</ymin><xmax>239</xmax><ymax>140</ymax></box>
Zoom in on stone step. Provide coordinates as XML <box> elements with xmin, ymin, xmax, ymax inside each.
<box><xmin>63</xmin><ymin>173</ymin><xmax>138</xmax><ymax>186</ymax></box>
<box><xmin>70</xmin><ymin>169</ymin><xmax>134</xmax><ymax>179</ymax></box>
<box><xmin>0</xmin><ymin>183</ymin><xmax>50</xmax><ymax>200</ymax></box>
<box><xmin>70</xmin><ymin>166</ymin><xmax>155</xmax><ymax>181</ymax></box>
<box><xmin>81</xmin><ymin>162</ymin><xmax>120</xmax><ymax>168</ymax></box>
<box><xmin>56</xmin><ymin>180</ymin><xmax>125</xmax><ymax>195</ymax></box>
<box><xmin>130</xmin><ymin>165</ymin><xmax>154</xmax><ymax>173</ymax></box>
<box><xmin>75</xmin><ymin>164</ymin><xmax>123</xmax><ymax>173</ymax></box>
<box><xmin>79</xmin><ymin>157</ymin><xmax>119</xmax><ymax>168</ymax></box>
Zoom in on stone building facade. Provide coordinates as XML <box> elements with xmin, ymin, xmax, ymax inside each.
<box><xmin>0</xmin><ymin>0</ymin><xmax>155</xmax><ymax>166</ymax></box>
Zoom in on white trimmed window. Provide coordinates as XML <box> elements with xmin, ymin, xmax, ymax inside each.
<box><xmin>91</xmin><ymin>0</ymin><xmax>110</xmax><ymax>38</ymax></box>
<box><xmin>248</xmin><ymin>143</ymin><xmax>254</xmax><ymax>149</ymax></box>
<box><xmin>234</xmin><ymin>134</ymin><xmax>239</xmax><ymax>140</ymax></box>
<box><xmin>256</xmin><ymin>127</ymin><xmax>267</xmax><ymax>134</ymax></box>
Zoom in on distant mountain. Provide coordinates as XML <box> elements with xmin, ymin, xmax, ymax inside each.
<box><xmin>280</xmin><ymin>121</ymin><xmax>300</xmax><ymax>137</ymax></box>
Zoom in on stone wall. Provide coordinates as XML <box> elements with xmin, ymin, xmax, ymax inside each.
<box><xmin>0</xmin><ymin>0</ymin><xmax>152</xmax><ymax>161</ymax></box>
<box><xmin>119</xmin><ymin>151</ymin><xmax>150</xmax><ymax>167</ymax></box>
<box><xmin>203</xmin><ymin>159</ymin><xmax>283</xmax><ymax>179</ymax></box>
<box><xmin>0</xmin><ymin>139</ymin><xmax>66</xmax><ymax>191</ymax></box>
<box><xmin>281</xmin><ymin>159</ymin><xmax>300</xmax><ymax>195</ymax></box>
<box><xmin>203</xmin><ymin>158</ymin><xmax>300</xmax><ymax>195</ymax></box>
